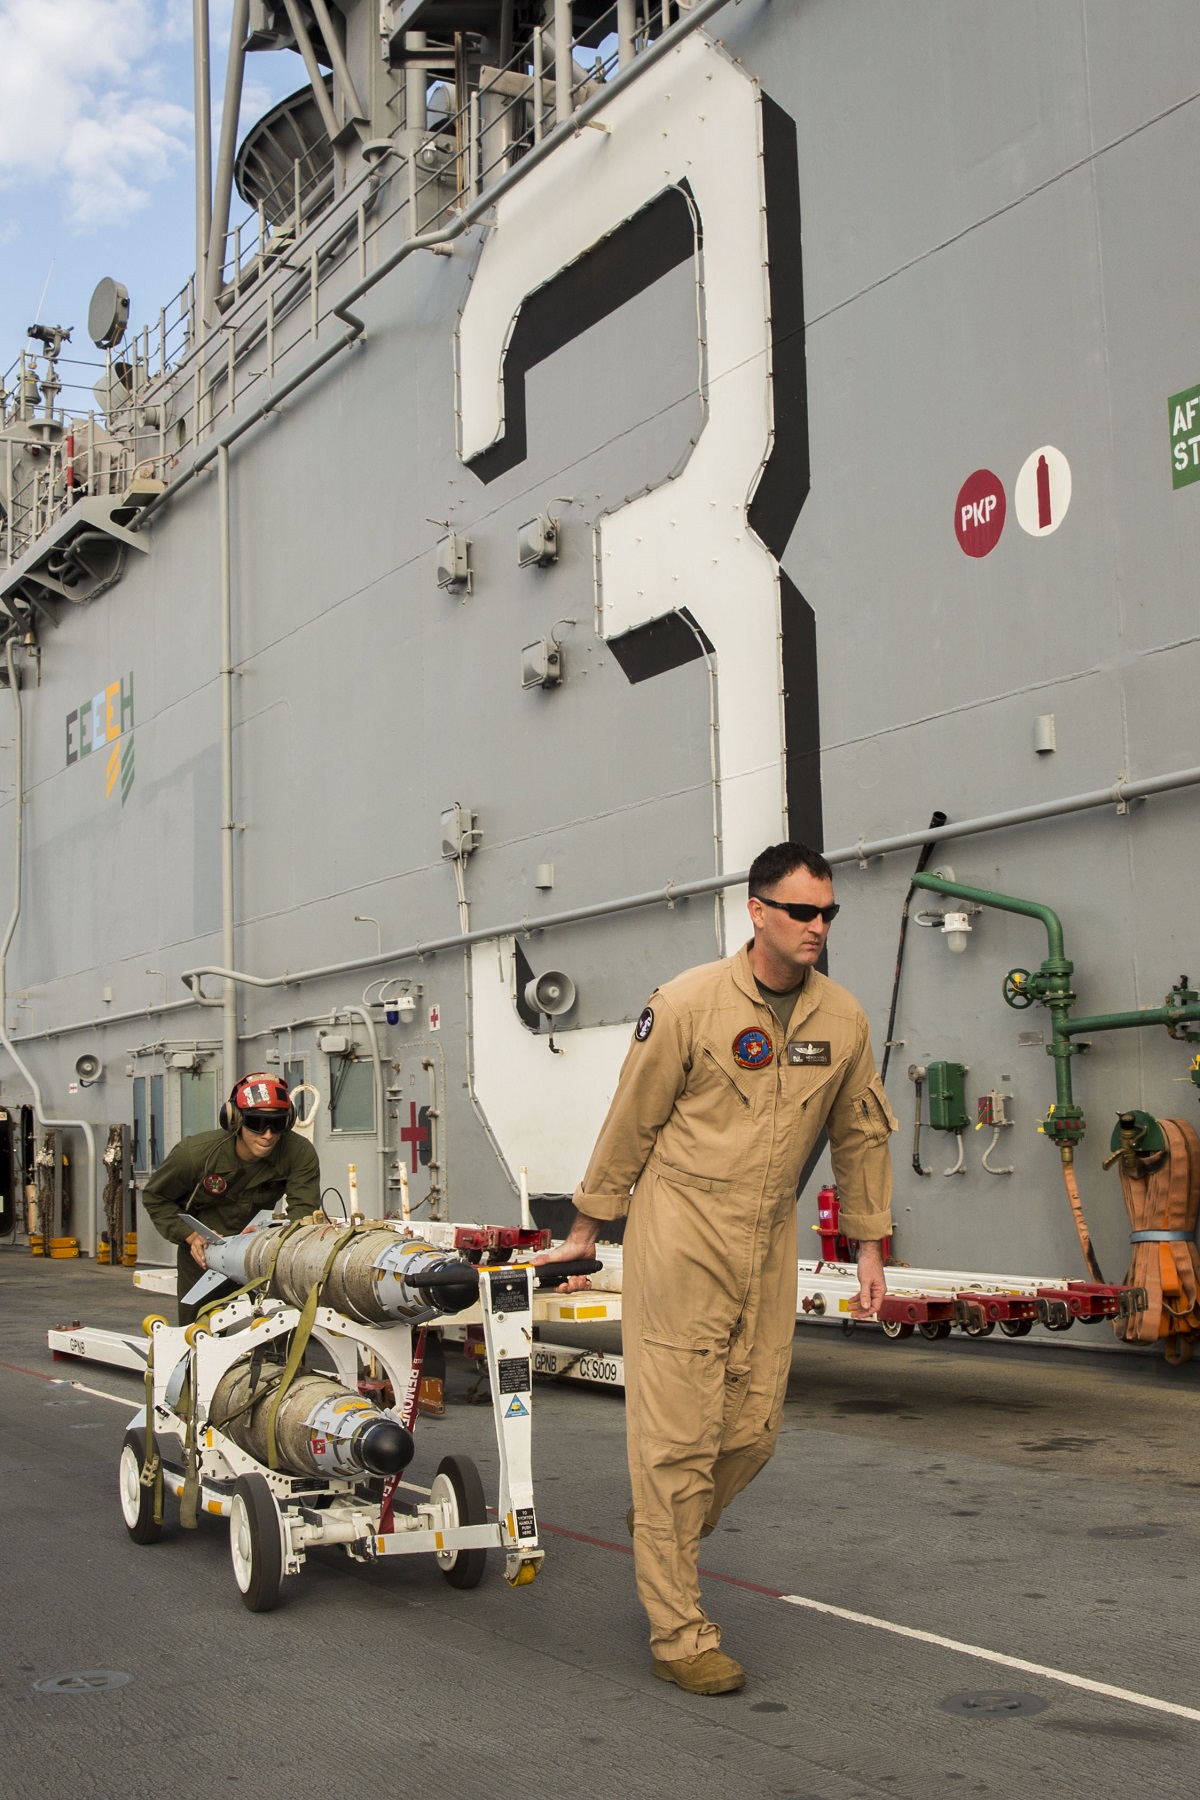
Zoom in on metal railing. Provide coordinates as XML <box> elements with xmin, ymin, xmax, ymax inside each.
<box><xmin>0</xmin><ymin>0</ymin><xmax>693</xmax><ymax>574</ymax></box>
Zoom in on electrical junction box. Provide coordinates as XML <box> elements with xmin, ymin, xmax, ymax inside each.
<box><xmin>435</xmin><ymin>532</ymin><xmax>471</xmax><ymax>591</ymax></box>
<box><xmin>926</xmin><ymin>1060</ymin><xmax>969</xmax><ymax>1131</ymax></box>
<box><xmin>317</xmin><ymin>1032</ymin><xmax>351</xmax><ymax>1056</ymax></box>
<box><xmin>440</xmin><ymin>804</ymin><xmax>480</xmax><ymax>859</ymax></box>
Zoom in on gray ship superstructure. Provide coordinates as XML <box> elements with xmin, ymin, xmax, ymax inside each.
<box><xmin>0</xmin><ymin>0</ymin><xmax>1197</xmax><ymax>1328</ymax></box>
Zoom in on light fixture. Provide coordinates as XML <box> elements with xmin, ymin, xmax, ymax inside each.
<box><xmin>521</xmin><ymin>638</ymin><xmax>562</xmax><ymax>688</ymax></box>
<box><xmin>517</xmin><ymin>515</ymin><xmax>558</xmax><ymax>567</ymax></box>
<box><xmin>941</xmin><ymin>910</ymin><xmax>973</xmax><ymax>954</ymax></box>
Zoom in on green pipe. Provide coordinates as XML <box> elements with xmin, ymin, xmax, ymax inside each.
<box><xmin>1063</xmin><ymin>1003</ymin><xmax>1200</xmax><ymax>1038</ymax></box>
<box><xmin>910</xmin><ymin>870</ymin><xmax>1079</xmax><ymax>1126</ymax></box>
<box><xmin>909</xmin><ymin>873</ymin><xmax>1066</xmax><ymax>961</ymax></box>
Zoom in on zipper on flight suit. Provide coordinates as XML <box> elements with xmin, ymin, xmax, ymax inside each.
<box><xmin>702</xmin><ymin>1046</ymin><xmax>750</xmax><ymax>1106</ymax></box>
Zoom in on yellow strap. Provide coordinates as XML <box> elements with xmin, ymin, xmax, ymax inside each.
<box><xmin>139</xmin><ymin>1330</ymin><xmax>164</xmax><ymax>1525</ymax></box>
<box><xmin>178</xmin><ymin>1363</ymin><xmax>200</xmax><ymax>1530</ymax></box>
<box><xmin>265</xmin><ymin>1225</ymin><xmax>359</xmax><ymax>1470</ymax></box>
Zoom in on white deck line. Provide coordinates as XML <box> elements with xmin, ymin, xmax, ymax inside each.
<box><xmin>779</xmin><ymin>1593</ymin><xmax>1200</xmax><ymax>1725</ymax></box>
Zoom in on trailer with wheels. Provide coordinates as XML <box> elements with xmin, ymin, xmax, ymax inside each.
<box><xmin>118</xmin><ymin>1218</ymin><xmax>597</xmax><ymax>1609</ymax></box>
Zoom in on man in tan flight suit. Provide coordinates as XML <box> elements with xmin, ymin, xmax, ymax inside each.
<box><xmin>537</xmin><ymin>841</ymin><xmax>896</xmax><ymax>1695</ymax></box>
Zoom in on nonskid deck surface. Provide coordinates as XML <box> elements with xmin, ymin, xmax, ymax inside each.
<box><xmin>3</xmin><ymin>1248</ymin><xmax>1200</xmax><ymax>1800</ymax></box>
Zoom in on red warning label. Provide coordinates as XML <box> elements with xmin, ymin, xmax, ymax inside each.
<box><xmin>954</xmin><ymin>470</ymin><xmax>1006</xmax><ymax>558</ymax></box>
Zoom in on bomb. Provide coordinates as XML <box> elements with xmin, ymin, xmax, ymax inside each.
<box><xmin>186</xmin><ymin>1219</ymin><xmax>481</xmax><ymax>1323</ymax></box>
<box><xmin>210</xmin><ymin>1361</ymin><xmax>413</xmax><ymax>1479</ymax></box>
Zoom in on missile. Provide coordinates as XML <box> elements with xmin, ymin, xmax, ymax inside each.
<box><xmin>210</xmin><ymin>1362</ymin><xmax>414</xmax><ymax>1479</ymax></box>
<box><xmin>182</xmin><ymin>1218</ymin><xmax>481</xmax><ymax>1320</ymax></box>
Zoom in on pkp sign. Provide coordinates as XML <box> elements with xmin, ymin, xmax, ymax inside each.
<box><xmin>954</xmin><ymin>470</ymin><xmax>1006</xmax><ymax>557</ymax></box>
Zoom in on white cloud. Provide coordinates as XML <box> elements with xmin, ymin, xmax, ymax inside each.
<box><xmin>0</xmin><ymin>0</ymin><xmax>192</xmax><ymax>226</ymax></box>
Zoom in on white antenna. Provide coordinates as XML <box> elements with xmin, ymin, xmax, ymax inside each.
<box><xmin>27</xmin><ymin>262</ymin><xmax>55</xmax><ymax>337</ymax></box>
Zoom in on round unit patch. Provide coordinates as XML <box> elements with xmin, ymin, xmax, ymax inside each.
<box><xmin>733</xmin><ymin>1027</ymin><xmax>773</xmax><ymax>1069</ymax></box>
<box><xmin>202</xmin><ymin>1174</ymin><xmax>227</xmax><ymax>1195</ymax></box>
<box><xmin>634</xmin><ymin>1007</ymin><xmax>654</xmax><ymax>1042</ymax></box>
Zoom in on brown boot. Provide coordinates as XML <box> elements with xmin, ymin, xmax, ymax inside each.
<box><xmin>652</xmin><ymin>1648</ymin><xmax>746</xmax><ymax>1695</ymax></box>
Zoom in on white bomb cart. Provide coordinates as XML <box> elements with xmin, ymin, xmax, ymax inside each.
<box><xmin>118</xmin><ymin>1219</ymin><xmax>585</xmax><ymax>1610</ymax></box>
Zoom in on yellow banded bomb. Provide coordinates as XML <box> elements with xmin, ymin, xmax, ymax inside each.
<box><xmin>202</xmin><ymin>1224</ymin><xmax>480</xmax><ymax>1324</ymax></box>
<box><xmin>210</xmin><ymin>1364</ymin><xmax>414</xmax><ymax>1478</ymax></box>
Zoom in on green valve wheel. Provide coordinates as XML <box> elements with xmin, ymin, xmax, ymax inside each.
<box><xmin>1003</xmin><ymin>969</ymin><xmax>1035</xmax><ymax>1009</ymax></box>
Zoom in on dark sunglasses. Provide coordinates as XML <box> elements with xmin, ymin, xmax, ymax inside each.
<box><xmin>242</xmin><ymin>1113</ymin><xmax>286</xmax><ymax>1135</ymax></box>
<box><xmin>753</xmin><ymin>895</ymin><xmax>840</xmax><ymax>925</ymax></box>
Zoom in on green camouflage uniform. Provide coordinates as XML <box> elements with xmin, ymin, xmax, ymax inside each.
<box><xmin>140</xmin><ymin>1128</ymin><xmax>320</xmax><ymax>1322</ymax></box>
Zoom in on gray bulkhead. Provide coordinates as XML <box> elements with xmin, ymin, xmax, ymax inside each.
<box><xmin>0</xmin><ymin>0</ymin><xmax>1197</xmax><ymax>1295</ymax></box>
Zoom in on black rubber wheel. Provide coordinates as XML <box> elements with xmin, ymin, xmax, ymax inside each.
<box><xmin>962</xmin><ymin>1318</ymin><xmax>996</xmax><ymax>1338</ymax></box>
<box><xmin>918</xmin><ymin>1321</ymin><xmax>952</xmax><ymax>1341</ymax></box>
<box><xmin>432</xmin><ymin>1453</ymin><xmax>488</xmax><ymax>1589</ymax></box>
<box><xmin>229</xmin><ymin>1472</ymin><xmax>285</xmax><ymax>1612</ymax></box>
<box><xmin>880</xmin><ymin>1319</ymin><xmax>915</xmax><ymax>1340</ymax></box>
<box><xmin>118</xmin><ymin>1427</ymin><xmax>163</xmax><ymax>1545</ymax></box>
<box><xmin>999</xmin><ymin>1318</ymin><xmax>1034</xmax><ymax>1338</ymax></box>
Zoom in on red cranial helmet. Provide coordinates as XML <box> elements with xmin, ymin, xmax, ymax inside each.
<box><xmin>220</xmin><ymin>1071</ymin><xmax>296</xmax><ymax>1133</ymax></box>
<box><xmin>232</xmin><ymin>1073</ymin><xmax>291</xmax><ymax>1114</ymax></box>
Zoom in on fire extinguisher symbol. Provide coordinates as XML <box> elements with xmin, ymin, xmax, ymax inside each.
<box><xmin>1016</xmin><ymin>445</ymin><xmax>1071</xmax><ymax>536</ymax></box>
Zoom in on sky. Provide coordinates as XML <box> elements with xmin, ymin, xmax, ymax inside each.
<box><xmin>0</xmin><ymin>0</ymin><xmax>305</xmax><ymax>411</ymax></box>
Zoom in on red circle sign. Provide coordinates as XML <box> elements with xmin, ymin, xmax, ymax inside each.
<box><xmin>954</xmin><ymin>469</ymin><xmax>1006</xmax><ymax>557</ymax></box>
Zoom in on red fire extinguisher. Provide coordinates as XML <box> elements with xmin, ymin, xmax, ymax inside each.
<box><xmin>815</xmin><ymin>1184</ymin><xmax>892</xmax><ymax>1264</ymax></box>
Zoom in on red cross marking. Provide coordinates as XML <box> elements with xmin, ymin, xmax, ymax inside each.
<box><xmin>399</xmin><ymin>1102</ymin><xmax>429</xmax><ymax>1174</ymax></box>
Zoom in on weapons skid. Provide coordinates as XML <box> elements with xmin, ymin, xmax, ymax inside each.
<box><xmin>125</xmin><ymin>1220</ymin><xmax>551</xmax><ymax>1609</ymax></box>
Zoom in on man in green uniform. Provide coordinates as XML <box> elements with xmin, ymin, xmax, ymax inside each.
<box><xmin>140</xmin><ymin>1072</ymin><xmax>320</xmax><ymax>1322</ymax></box>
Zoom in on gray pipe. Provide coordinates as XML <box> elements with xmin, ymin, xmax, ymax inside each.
<box><xmin>178</xmin><ymin>762</ymin><xmax>1200</xmax><ymax>1002</ymax></box>
<box><xmin>203</xmin><ymin>0</ymin><xmax>250</xmax><ymax>327</ymax></box>
<box><xmin>0</xmin><ymin>640</ymin><xmax>98</xmax><ymax>1250</ymax></box>
<box><xmin>308</xmin><ymin>0</ymin><xmax>366</xmax><ymax>129</ymax></box>
<box><xmin>282</xmin><ymin>0</ymin><xmax>341</xmax><ymax>145</ymax></box>
<box><xmin>193</xmin><ymin>0</ymin><xmax>213</xmax><ymax>331</ymax></box>
<box><xmin>218</xmin><ymin>444</ymin><xmax>238</xmax><ymax>1090</ymax></box>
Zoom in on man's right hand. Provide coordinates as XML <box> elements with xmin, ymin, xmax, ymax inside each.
<box><xmin>186</xmin><ymin>1232</ymin><xmax>208</xmax><ymax>1269</ymax></box>
<box><xmin>531</xmin><ymin>1211</ymin><xmax>600</xmax><ymax>1291</ymax></box>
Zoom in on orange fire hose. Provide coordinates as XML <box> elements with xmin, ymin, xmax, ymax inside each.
<box><xmin>1059</xmin><ymin>1150</ymin><xmax>1104</xmax><ymax>1283</ymax></box>
<box><xmin>1114</xmin><ymin>1118</ymin><xmax>1200</xmax><ymax>1365</ymax></box>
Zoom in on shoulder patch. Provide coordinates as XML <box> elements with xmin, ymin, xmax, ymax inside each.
<box><xmin>634</xmin><ymin>1006</ymin><xmax>654</xmax><ymax>1042</ymax></box>
<box><xmin>733</xmin><ymin>1026</ymin><xmax>774</xmax><ymax>1069</ymax></box>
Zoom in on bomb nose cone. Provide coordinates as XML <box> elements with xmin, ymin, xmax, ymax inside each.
<box><xmin>355</xmin><ymin>1418</ymin><xmax>415</xmax><ymax>1475</ymax></box>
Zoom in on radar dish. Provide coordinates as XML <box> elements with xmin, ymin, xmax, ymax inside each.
<box><xmin>87</xmin><ymin>278</ymin><xmax>129</xmax><ymax>350</ymax></box>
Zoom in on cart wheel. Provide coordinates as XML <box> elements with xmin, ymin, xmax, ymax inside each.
<box><xmin>118</xmin><ymin>1428</ymin><xmax>163</xmax><ymax>1545</ymax></box>
<box><xmin>229</xmin><ymin>1473</ymin><xmax>285</xmax><ymax>1612</ymax></box>
<box><xmin>880</xmin><ymin>1319</ymin><xmax>915</xmax><ymax>1340</ymax></box>
<box><xmin>999</xmin><ymin>1318</ymin><xmax>1034</xmax><ymax>1338</ymax></box>
<box><xmin>962</xmin><ymin>1318</ymin><xmax>996</xmax><ymax>1337</ymax></box>
<box><xmin>918</xmin><ymin>1321</ymin><xmax>951</xmax><ymax>1340</ymax></box>
<box><xmin>431</xmin><ymin>1454</ymin><xmax>488</xmax><ymax>1589</ymax></box>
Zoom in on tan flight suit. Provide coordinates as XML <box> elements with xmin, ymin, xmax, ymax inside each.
<box><xmin>574</xmin><ymin>942</ymin><xmax>895</xmax><ymax>1659</ymax></box>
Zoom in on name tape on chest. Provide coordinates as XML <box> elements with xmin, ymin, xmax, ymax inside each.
<box><xmin>787</xmin><ymin>1040</ymin><xmax>831</xmax><ymax>1066</ymax></box>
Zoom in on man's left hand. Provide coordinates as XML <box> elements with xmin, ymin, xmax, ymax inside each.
<box><xmin>850</xmin><ymin>1239</ymin><xmax>887</xmax><ymax>1317</ymax></box>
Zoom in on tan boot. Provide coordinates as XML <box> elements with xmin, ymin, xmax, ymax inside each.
<box><xmin>652</xmin><ymin>1648</ymin><xmax>746</xmax><ymax>1695</ymax></box>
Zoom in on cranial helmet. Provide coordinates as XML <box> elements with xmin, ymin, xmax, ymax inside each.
<box><xmin>220</xmin><ymin>1071</ymin><xmax>296</xmax><ymax>1133</ymax></box>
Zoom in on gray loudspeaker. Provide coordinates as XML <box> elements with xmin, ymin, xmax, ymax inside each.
<box><xmin>523</xmin><ymin>971</ymin><xmax>576</xmax><ymax>1017</ymax></box>
<box><xmin>75</xmin><ymin>1053</ymin><xmax>103</xmax><ymax>1087</ymax></box>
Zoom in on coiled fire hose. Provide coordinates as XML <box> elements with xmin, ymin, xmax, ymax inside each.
<box><xmin>1113</xmin><ymin>1117</ymin><xmax>1200</xmax><ymax>1365</ymax></box>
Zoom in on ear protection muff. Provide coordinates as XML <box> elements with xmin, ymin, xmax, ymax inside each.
<box><xmin>220</xmin><ymin>1072</ymin><xmax>296</xmax><ymax>1134</ymax></box>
